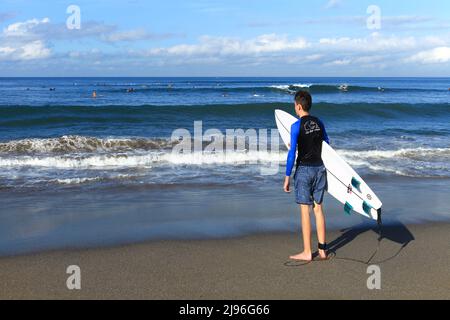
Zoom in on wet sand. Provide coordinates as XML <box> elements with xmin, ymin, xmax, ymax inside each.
<box><xmin>0</xmin><ymin>223</ymin><xmax>449</xmax><ymax>300</ymax></box>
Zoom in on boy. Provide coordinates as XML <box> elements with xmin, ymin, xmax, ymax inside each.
<box><xmin>283</xmin><ymin>91</ymin><xmax>330</xmax><ymax>261</ymax></box>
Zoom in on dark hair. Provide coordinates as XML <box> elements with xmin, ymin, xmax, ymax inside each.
<box><xmin>294</xmin><ymin>90</ymin><xmax>312</xmax><ymax>112</ymax></box>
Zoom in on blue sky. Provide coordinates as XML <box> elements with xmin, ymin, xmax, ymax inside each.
<box><xmin>1</xmin><ymin>0</ymin><xmax>450</xmax><ymax>76</ymax></box>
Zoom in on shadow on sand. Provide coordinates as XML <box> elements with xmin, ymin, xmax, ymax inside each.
<box><xmin>327</xmin><ymin>219</ymin><xmax>415</xmax><ymax>265</ymax></box>
<box><xmin>285</xmin><ymin>219</ymin><xmax>415</xmax><ymax>267</ymax></box>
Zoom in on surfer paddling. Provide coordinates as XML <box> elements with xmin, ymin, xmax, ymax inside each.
<box><xmin>284</xmin><ymin>91</ymin><xmax>330</xmax><ymax>262</ymax></box>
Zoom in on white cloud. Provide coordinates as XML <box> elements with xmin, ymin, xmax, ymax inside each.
<box><xmin>19</xmin><ymin>40</ymin><xmax>51</xmax><ymax>60</ymax></box>
<box><xmin>123</xmin><ymin>32</ymin><xmax>450</xmax><ymax>70</ymax></box>
<box><xmin>326</xmin><ymin>58</ymin><xmax>351</xmax><ymax>66</ymax></box>
<box><xmin>3</xmin><ymin>18</ymin><xmax>50</xmax><ymax>37</ymax></box>
<box><xmin>0</xmin><ymin>18</ymin><xmax>53</xmax><ymax>61</ymax></box>
<box><xmin>407</xmin><ymin>47</ymin><xmax>450</xmax><ymax>64</ymax></box>
<box><xmin>305</xmin><ymin>54</ymin><xmax>324</xmax><ymax>61</ymax></box>
<box><xmin>0</xmin><ymin>40</ymin><xmax>51</xmax><ymax>61</ymax></box>
<box><xmin>315</xmin><ymin>34</ymin><xmax>450</xmax><ymax>67</ymax></box>
<box><xmin>146</xmin><ymin>34</ymin><xmax>309</xmax><ymax>57</ymax></box>
<box><xmin>102</xmin><ymin>29</ymin><xmax>151</xmax><ymax>42</ymax></box>
<box><xmin>318</xmin><ymin>33</ymin><xmax>419</xmax><ymax>52</ymax></box>
<box><xmin>2</xmin><ymin>15</ymin><xmax>450</xmax><ymax>75</ymax></box>
<box><xmin>322</xmin><ymin>55</ymin><xmax>385</xmax><ymax>67</ymax></box>
<box><xmin>101</xmin><ymin>28</ymin><xmax>177</xmax><ymax>42</ymax></box>
<box><xmin>353</xmin><ymin>55</ymin><xmax>384</xmax><ymax>64</ymax></box>
<box><xmin>0</xmin><ymin>46</ymin><xmax>15</xmax><ymax>54</ymax></box>
<box><xmin>3</xmin><ymin>17</ymin><xmax>173</xmax><ymax>44</ymax></box>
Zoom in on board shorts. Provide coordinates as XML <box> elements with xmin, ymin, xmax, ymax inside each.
<box><xmin>293</xmin><ymin>165</ymin><xmax>327</xmax><ymax>205</ymax></box>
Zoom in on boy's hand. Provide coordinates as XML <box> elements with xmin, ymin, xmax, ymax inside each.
<box><xmin>284</xmin><ymin>176</ymin><xmax>291</xmax><ymax>193</ymax></box>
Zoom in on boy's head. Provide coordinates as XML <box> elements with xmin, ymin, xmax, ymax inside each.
<box><xmin>294</xmin><ymin>90</ymin><xmax>312</xmax><ymax>115</ymax></box>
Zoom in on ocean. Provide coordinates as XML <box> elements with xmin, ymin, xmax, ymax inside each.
<box><xmin>0</xmin><ymin>77</ymin><xmax>449</xmax><ymax>255</ymax></box>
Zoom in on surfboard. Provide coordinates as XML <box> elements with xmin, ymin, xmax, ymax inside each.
<box><xmin>275</xmin><ymin>109</ymin><xmax>382</xmax><ymax>222</ymax></box>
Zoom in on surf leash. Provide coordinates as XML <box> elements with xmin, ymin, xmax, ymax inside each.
<box><xmin>284</xmin><ymin>215</ymin><xmax>408</xmax><ymax>267</ymax></box>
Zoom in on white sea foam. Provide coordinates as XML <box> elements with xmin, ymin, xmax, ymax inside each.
<box><xmin>53</xmin><ymin>177</ymin><xmax>103</xmax><ymax>185</ymax></box>
<box><xmin>52</xmin><ymin>174</ymin><xmax>137</xmax><ymax>185</ymax></box>
<box><xmin>269</xmin><ymin>83</ymin><xmax>312</xmax><ymax>92</ymax></box>
<box><xmin>0</xmin><ymin>150</ymin><xmax>287</xmax><ymax>169</ymax></box>
<box><xmin>338</xmin><ymin>147</ymin><xmax>450</xmax><ymax>177</ymax></box>
<box><xmin>1</xmin><ymin>146</ymin><xmax>448</xmax><ymax>177</ymax></box>
<box><xmin>291</xmin><ymin>83</ymin><xmax>313</xmax><ymax>88</ymax></box>
<box><xmin>270</xmin><ymin>85</ymin><xmax>291</xmax><ymax>91</ymax></box>
<box><xmin>338</xmin><ymin>147</ymin><xmax>450</xmax><ymax>160</ymax></box>
<box><xmin>163</xmin><ymin>150</ymin><xmax>285</xmax><ymax>165</ymax></box>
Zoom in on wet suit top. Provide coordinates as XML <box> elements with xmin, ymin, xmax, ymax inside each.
<box><xmin>286</xmin><ymin>115</ymin><xmax>329</xmax><ymax>177</ymax></box>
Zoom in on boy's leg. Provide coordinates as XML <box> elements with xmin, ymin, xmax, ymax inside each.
<box><xmin>312</xmin><ymin>165</ymin><xmax>327</xmax><ymax>259</ymax></box>
<box><xmin>313</xmin><ymin>203</ymin><xmax>327</xmax><ymax>259</ymax></box>
<box><xmin>290</xmin><ymin>204</ymin><xmax>312</xmax><ymax>261</ymax></box>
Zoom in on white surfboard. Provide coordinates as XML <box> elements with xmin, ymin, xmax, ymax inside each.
<box><xmin>275</xmin><ymin>109</ymin><xmax>382</xmax><ymax>222</ymax></box>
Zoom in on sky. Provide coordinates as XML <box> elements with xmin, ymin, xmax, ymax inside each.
<box><xmin>1</xmin><ymin>0</ymin><xmax>450</xmax><ymax>77</ymax></box>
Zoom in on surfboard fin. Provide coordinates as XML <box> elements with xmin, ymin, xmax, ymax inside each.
<box><xmin>362</xmin><ymin>201</ymin><xmax>373</xmax><ymax>215</ymax></box>
<box><xmin>377</xmin><ymin>208</ymin><xmax>382</xmax><ymax>225</ymax></box>
<box><xmin>351</xmin><ymin>177</ymin><xmax>362</xmax><ymax>193</ymax></box>
<box><xmin>344</xmin><ymin>202</ymin><xmax>353</xmax><ymax>215</ymax></box>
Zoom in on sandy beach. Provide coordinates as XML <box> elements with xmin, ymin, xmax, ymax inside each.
<box><xmin>1</xmin><ymin>0</ymin><xmax>450</xmax><ymax>304</ymax></box>
<box><xmin>0</xmin><ymin>222</ymin><xmax>448</xmax><ymax>300</ymax></box>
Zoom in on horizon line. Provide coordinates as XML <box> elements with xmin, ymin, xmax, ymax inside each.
<box><xmin>1</xmin><ymin>76</ymin><xmax>450</xmax><ymax>79</ymax></box>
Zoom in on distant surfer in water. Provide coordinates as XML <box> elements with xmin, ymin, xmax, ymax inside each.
<box><xmin>92</xmin><ymin>90</ymin><xmax>97</xmax><ymax>98</ymax></box>
<box><xmin>284</xmin><ymin>91</ymin><xmax>330</xmax><ymax>261</ymax></box>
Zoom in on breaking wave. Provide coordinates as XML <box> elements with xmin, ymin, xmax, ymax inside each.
<box><xmin>0</xmin><ymin>136</ymin><xmax>176</xmax><ymax>154</ymax></box>
<box><xmin>338</xmin><ymin>147</ymin><xmax>450</xmax><ymax>178</ymax></box>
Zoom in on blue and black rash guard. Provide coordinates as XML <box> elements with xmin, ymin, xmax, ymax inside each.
<box><xmin>286</xmin><ymin>115</ymin><xmax>330</xmax><ymax>177</ymax></box>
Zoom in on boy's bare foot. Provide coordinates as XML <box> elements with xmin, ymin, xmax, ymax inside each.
<box><xmin>290</xmin><ymin>252</ymin><xmax>312</xmax><ymax>261</ymax></box>
<box><xmin>318</xmin><ymin>249</ymin><xmax>328</xmax><ymax>260</ymax></box>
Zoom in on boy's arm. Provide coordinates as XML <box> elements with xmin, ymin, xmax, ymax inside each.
<box><xmin>319</xmin><ymin>120</ymin><xmax>330</xmax><ymax>144</ymax></box>
<box><xmin>284</xmin><ymin>122</ymin><xmax>299</xmax><ymax>193</ymax></box>
<box><xmin>286</xmin><ymin>121</ymin><xmax>300</xmax><ymax>177</ymax></box>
